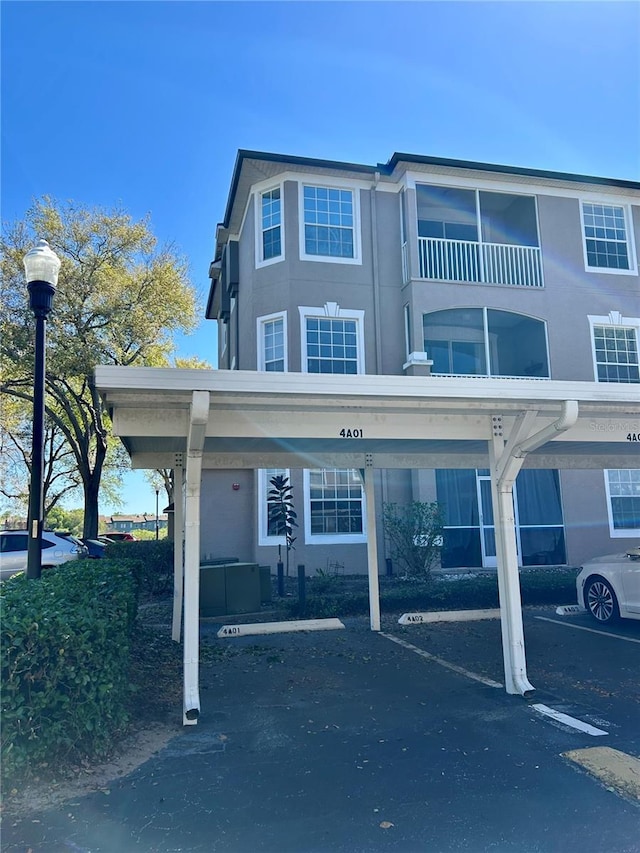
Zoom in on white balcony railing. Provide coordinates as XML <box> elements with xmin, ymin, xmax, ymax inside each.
<box><xmin>418</xmin><ymin>237</ymin><xmax>543</xmax><ymax>288</ymax></box>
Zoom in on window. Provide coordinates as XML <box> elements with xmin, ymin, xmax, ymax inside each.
<box><xmin>304</xmin><ymin>469</ymin><xmax>366</xmax><ymax>543</ymax></box>
<box><xmin>299</xmin><ymin>304</ymin><xmax>365</xmax><ymax>374</ymax></box>
<box><xmin>258</xmin><ymin>312</ymin><xmax>287</xmax><ymax>372</ymax></box>
<box><xmin>416</xmin><ymin>185</ymin><xmax>541</xmax><ymax>286</ymax></box>
<box><xmin>404</xmin><ymin>304</ymin><xmax>411</xmax><ymax>361</ymax></box>
<box><xmin>258</xmin><ymin>187</ymin><xmax>282</xmax><ymax>264</ymax></box>
<box><xmin>418</xmin><ymin>186</ymin><xmax>478</xmax><ymax>242</ymax></box>
<box><xmin>423</xmin><ymin>308</ymin><xmax>549</xmax><ymax>378</ymax></box>
<box><xmin>581</xmin><ymin>202</ymin><xmax>634</xmax><ymax>272</ymax></box>
<box><xmin>306</xmin><ymin>317</ymin><xmax>357</xmax><ymax>374</ymax></box>
<box><xmin>0</xmin><ymin>533</ymin><xmax>28</xmax><ymax>553</ymax></box>
<box><xmin>300</xmin><ymin>185</ymin><xmax>360</xmax><ymax>263</ymax></box>
<box><xmin>605</xmin><ymin>470</ymin><xmax>640</xmax><ymax>536</ymax></box>
<box><xmin>258</xmin><ymin>468</ymin><xmax>289</xmax><ymax>545</ymax></box>
<box><xmin>436</xmin><ymin>469</ymin><xmax>566</xmax><ymax>567</ymax></box>
<box><xmin>592</xmin><ymin>325</ymin><xmax>639</xmax><ymax>383</ymax></box>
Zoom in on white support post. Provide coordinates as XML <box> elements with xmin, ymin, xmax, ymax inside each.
<box><xmin>489</xmin><ymin>402</ymin><xmax>578</xmax><ymax>697</ymax></box>
<box><xmin>183</xmin><ymin>392</ymin><xmax>209</xmax><ymax>726</ymax></box>
<box><xmin>171</xmin><ymin>460</ymin><xmax>184</xmax><ymax>643</ymax></box>
<box><xmin>363</xmin><ymin>459</ymin><xmax>381</xmax><ymax>631</ymax></box>
<box><xmin>490</xmin><ymin>434</ymin><xmax>534</xmax><ymax>696</ymax></box>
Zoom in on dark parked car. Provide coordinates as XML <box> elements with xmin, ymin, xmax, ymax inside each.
<box><xmin>81</xmin><ymin>538</ymin><xmax>107</xmax><ymax>559</ymax></box>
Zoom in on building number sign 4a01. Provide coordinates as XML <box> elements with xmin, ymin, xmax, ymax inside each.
<box><xmin>339</xmin><ymin>428</ymin><xmax>363</xmax><ymax>438</ymax></box>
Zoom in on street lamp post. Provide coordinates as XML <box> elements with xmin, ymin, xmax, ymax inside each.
<box><xmin>24</xmin><ymin>240</ymin><xmax>61</xmax><ymax>580</ymax></box>
<box><xmin>155</xmin><ymin>489</ymin><xmax>160</xmax><ymax>540</ymax></box>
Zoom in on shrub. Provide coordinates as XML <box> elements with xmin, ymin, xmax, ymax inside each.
<box><xmin>383</xmin><ymin>501</ymin><xmax>444</xmax><ymax>581</ymax></box>
<box><xmin>1</xmin><ymin>559</ymin><xmax>136</xmax><ymax>784</ymax></box>
<box><xmin>279</xmin><ymin>568</ymin><xmax>578</xmax><ymax>619</ymax></box>
<box><xmin>105</xmin><ymin>539</ymin><xmax>173</xmax><ymax>597</ymax></box>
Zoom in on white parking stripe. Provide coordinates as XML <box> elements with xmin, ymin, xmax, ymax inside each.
<box><xmin>531</xmin><ymin>704</ymin><xmax>608</xmax><ymax>736</ymax></box>
<box><xmin>534</xmin><ymin>616</ymin><xmax>640</xmax><ymax>644</ymax></box>
<box><xmin>380</xmin><ymin>632</ymin><xmax>503</xmax><ymax>688</ymax></box>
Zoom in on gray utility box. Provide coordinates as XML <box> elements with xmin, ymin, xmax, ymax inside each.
<box><xmin>199</xmin><ymin>562</ymin><xmax>261</xmax><ymax>617</ymax></box>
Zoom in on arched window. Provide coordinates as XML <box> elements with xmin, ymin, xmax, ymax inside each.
<box><xmin>423</xmin><ymin>308</ymin><xmax>549</xmax><ymax>378</ymax></box>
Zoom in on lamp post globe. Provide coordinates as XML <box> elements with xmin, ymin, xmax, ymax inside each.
<box><xmin>24</xmin><ymin>240</ymin><xmax>61</xmax><ymax>579</ymax></box>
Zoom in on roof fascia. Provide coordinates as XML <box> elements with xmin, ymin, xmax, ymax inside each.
<box><xmin>222</xmin><ymin>149</ymin><xmax>378</xmax><ymax>229</ymax></box>
<box><xmin>386</xmin><ymin>153</ymin><xmax>640</xmax><ymax>191</ymax></box>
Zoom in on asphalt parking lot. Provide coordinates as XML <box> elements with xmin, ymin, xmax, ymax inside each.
<box><xmin>3</xmin><ymin>606</ymin><xmax>639</xmax><ymax>853</ymax></box>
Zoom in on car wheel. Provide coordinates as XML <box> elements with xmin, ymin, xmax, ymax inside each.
<box><xmin>585</xmin><ymin>577</ymin><xmax>620</xmax><ymax>624</ymax></box>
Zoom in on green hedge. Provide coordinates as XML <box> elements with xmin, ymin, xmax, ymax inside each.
<box><xmin>104</xmin><ymin>539</ymin><xmax>173</xmax><ymax>597</ymax></box>
<box><xmin>282</xmin><ymin>568</ymin><xmax>578</xmax><ymax>619</ymax></box>
<box><xmin>1</xmin><ymin>559</ymin><xmax>137</xmax><ymax>783</ymax></box>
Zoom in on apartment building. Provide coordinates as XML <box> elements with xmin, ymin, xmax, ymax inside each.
<box><xmin>204</xmin><ymin>150</ymin><xmax>640</xmax><ymax>573</ymax></box>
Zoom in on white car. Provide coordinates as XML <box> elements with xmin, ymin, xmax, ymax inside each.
<box><xmin>0</xmin><ymin>530</ymin><xmax>88</xmax><ymax>581</ymax></box>
<box><xmin>576</xmin><ymin>546</ymin><xmax>640</xmax><ymax>624</ymax></box>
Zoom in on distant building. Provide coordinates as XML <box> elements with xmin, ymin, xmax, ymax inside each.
<box><xmin>106</xmin><ymin>514</ymin><xmax>168</xmax><ymax>534</ymax></box>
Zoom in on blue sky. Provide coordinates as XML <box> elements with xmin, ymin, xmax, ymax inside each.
<box><xmin>2</xmin><ymin>0</ymin><xmax>639</xmax><ymax>513</ymax></box>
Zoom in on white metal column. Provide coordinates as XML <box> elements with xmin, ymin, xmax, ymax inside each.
<box><xmin>490</xmin><ymin>403</ymin><xmax>578</xmax><ymax>696</ymax></box>
<box><xmin>171</xmin><ymin>458</ymin><xmax>184</xmax><ymax>643</ymax></box>
<box><xmin>183</xmin><ymin>391</ymin><xmax>209</xmax><ymax>725</ymax></box>
<box><xmin>489</xmin><ymin>433</ymin><xmax>533</xmax><ymax>696</ymax></box>
<box><xmin>363</xmin><ymin>457</ymin><xmax>381</xmax><ymax>631</ymax></box>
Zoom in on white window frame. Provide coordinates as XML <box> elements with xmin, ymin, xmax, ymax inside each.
<box><xmin>220</xmin><ymin>321</ymin><xmax>227</xmax><ymax>360</ymax></box>
<box><xmin>257</xmin><ymin>311</ymin><xmax>288</xmax><ymax>372</ymax></box>
<box><xmin>603</xmin><ymin>469</ymin><xmax>640</xmax><ymax>538</ymax></box>
<box><xmin>298</xmin><ymin>181</ymin><xmax>362</xmax><ymax>265</ymax></box>
<box><xmin>579</xmin><ymin>200</ymin><xmax>637</xmax><ymax>276</ymax></box>
<box><xmin>258</xmin><ymin>468</ymin><xmax>290</xmax><ymax>546</ymax></box>
<box><xmin>588</xmin><ymin>312</ymin><xmax>640</xmax><ymax>384</ymax></box>
<box><xmin>404</xmin><ymin>303</ymin><xmax>411</xmax><ymax>361</ymax></box>
<box><xmin>303</xmin><ymin>469</ymin><xmax>367</xmax><ymax>544</ymax></box>
<box><xmin>255</xmin><ymin>184</ymin><xmax>284</xmax><ymax>268</ymax></box>
<box><xmin>299</xmin><ymin>303</ymin><xmax>366</xmax><ymax>375</ymax></box>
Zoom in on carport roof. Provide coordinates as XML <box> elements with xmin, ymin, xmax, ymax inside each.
<box><xmin>96</xmin><ymin>367</ymin><xmax>640</xmax><ymax>471</ymax></box>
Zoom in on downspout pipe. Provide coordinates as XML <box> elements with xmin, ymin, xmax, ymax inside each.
<box><xmin>499</xmin><ymin>401</ymin><xmax>579</xmax><ymax>491</ymax></box>
<box><xmin>183</xmin><ymin>391</ymin><xmax>210</xmax><ymax>725</ymax></box>
<box><xmin>512</xmin><ymin>400</ymin><xmax>579</xmax><ymax>458</ymax></box>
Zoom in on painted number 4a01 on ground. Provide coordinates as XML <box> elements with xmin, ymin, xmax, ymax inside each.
<box><xmin>627</xmin><ymin>433</ymin><xmax>639</xmax><ymax>441</ymax></box>
<box><xmin>340</xmin><ymin>428</ymin><xmax>363</xmax><ymax>438</ymax></box>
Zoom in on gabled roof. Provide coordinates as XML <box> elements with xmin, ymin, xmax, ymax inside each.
<box><xmin>217</xmin><ymin>149</ymin><xmax>640</xmax><ymax>246</ymax></box>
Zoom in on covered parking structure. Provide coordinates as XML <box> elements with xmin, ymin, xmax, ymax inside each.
<box><xmin>95</xmin><ymin>366</ymin><xmax>639</xmax><ymax>724</ymax></box>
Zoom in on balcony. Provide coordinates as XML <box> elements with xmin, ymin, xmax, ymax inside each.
<box><xmin>418</xmin><ymin>237</ymin><xmax>543</xmax><ymax>288</ymax></box>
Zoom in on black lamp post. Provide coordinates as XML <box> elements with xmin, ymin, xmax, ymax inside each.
<box><xmin>155</xmin><ymin>489</ymin><xmax>160</xmax><ymax>540</ymax></box>
<box><xmin>24</xmin><ymin>240</ymin><xmax>61</xmax><ymax>580</ymax></box>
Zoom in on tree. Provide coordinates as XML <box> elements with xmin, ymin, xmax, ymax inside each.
<box><xmin>267</xmin><ymin>474</ymin><xmax>297</xmax><ymax>576</ymax></box>
<box><xmin>1</xmin><ymin>198</ymin><xmax>200</xmax><ymax>538</ymax></box>
<box><xmin>143</xmin><ymin>357</ymin><xmax>212</xmax><ymax>536</ymax></box>
<box><xmin>383</xmin><ymin>501</ymin><xmax>444</xmax><ymax>581</ymax></box>
<box><xmin>45</xmin><ymin>506</ymin><xmax>85</xmax><ymax>537</ymax></box>
<box><xmin>0</xmin><ymin>411</ymin><xmax>82</xmax><ymax>516</ymax></box>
